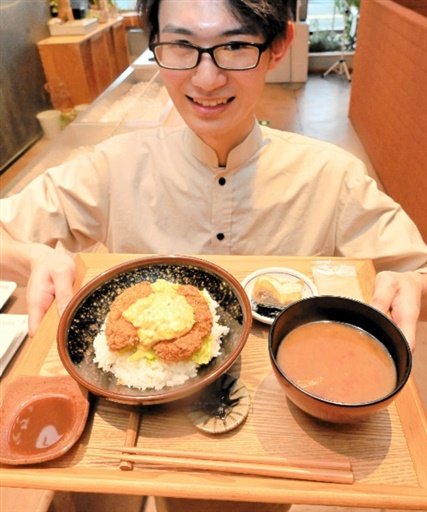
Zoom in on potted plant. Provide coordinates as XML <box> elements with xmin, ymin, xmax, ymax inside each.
<box><xmin>49</xmin><ymin>0</ymin><xmax>59</xmax><ymax>17</ymax></box>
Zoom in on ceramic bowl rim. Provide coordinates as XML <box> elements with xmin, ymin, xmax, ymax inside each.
<box><xmin>57</xmin><ymin>254</ymin><xmax>253</xmax><ymax>404</ymax></box>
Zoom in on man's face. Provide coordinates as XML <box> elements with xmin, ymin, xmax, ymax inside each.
<box><xmin>156</xmin><ymin>0</ymin><xmax>279</xmax><ymax>153</ymax></box>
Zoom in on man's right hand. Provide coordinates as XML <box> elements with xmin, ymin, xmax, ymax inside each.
<box><xmin>27</xmin><ymin>250</ymin><xmax>76</xmax><ymax>336</ymax></box>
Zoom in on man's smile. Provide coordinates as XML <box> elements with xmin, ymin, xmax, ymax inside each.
<box><xmin>188</xmin><ymin>96</ymin><xmax>234</xmax><ymax>107</ymax></box>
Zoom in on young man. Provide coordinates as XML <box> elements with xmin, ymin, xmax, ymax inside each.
<box><xmin>1</xmin><ymin>2</ymin><xmax>426</xmax><ymax>345</ymax></box>
<box><xmin>1</xmin><ymin>1</ymin><xmax>426</xmax><ymax>510</ymax></box>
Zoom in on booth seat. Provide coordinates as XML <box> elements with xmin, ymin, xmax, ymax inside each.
<box><xmin>349</xmin><ymin>0</ymin><xmax>427</xmax><ymax>240</ymax></box>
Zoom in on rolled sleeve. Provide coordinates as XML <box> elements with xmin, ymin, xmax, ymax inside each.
<box><xmin>336</xmin><ymin>169</ymin><xmax>427</xmax><ymax>272</ymax></box>
<box><xmin>0</xmin><ymin>149</ymin><xmax>110</xmax><ymax>252</ymax></box>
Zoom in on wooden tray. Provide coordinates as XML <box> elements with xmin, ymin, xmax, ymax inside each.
<box><xmin>1</xmin><ymin>254</ymin><xmax>426</xmax><ymax>510</ymax></box>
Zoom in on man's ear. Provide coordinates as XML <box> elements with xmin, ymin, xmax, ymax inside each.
<box><xmin>267</xmin><ymin>21</ymin><xmax>295</xmax><ymax>71</ymax></box>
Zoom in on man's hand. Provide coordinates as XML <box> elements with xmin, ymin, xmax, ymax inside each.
<box><xmin>27</xmin><ymin>251</ymin><xmax>76</xmax><ymax>336</ymax></box>
<box><xmin>370</xmin><ymin>270</ymin><xmax>427</xmax><ymax>351</ymax></box>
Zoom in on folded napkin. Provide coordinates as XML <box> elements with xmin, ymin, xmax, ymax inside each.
<box><xmin>0</xmin><ymin>314</ymin><xmax>28</xmax><ymax>376</ymax></box>
<box><xmin>312</xmin><ymin>262</ymin><xmax>364</xmax><ymax>301</ymax></box>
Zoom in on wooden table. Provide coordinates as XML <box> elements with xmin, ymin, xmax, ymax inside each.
<box><xmin>1</xmin><ymin>254</ymin><xmax>426</xmax><ymax>510</ymax></box>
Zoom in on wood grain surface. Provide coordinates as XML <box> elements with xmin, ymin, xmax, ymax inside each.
<box><xmin>1</xmin><ymin>254</ymin><xmax>426</xmax><ymax>510</ymax></box>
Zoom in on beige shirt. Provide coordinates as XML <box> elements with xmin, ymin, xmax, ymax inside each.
<box><xmin>1</xmin><ymin>123</ymin><xmax>426</xmax><ymax>272</ymax></box>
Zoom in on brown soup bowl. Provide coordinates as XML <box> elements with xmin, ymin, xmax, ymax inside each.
<box><xmin>268</xmin><ymin>296</ymin><xmax>412</xmax><ymax>423</ymax></box>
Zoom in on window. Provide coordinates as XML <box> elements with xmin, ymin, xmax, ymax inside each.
<box><xmin>114</xmin><ymin>0</ymin><xmax>136</xmax><ymax>11</ymax></box>
<box><xmin>307</xmin><ymin>0</ymin><xmax>345</xmax><ymax>33</ymax></box>
<box><xmin>307</xmin><ymin>0</ymin><xmax>359</xmax><ymax>52</ymax></box>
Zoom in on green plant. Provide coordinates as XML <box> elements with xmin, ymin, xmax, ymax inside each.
<box><xmin>89</xmin><ymin>0</ymin><xmax>116</xmax><ymax>5</ymax></box>
<box><xmin>336</xmin><ymin>0</ymin><xmax>360</xmax><ymax>9</ymax></box>
<box><xmin>334</xmin><ymin>0</ymin><xmax>360</xmax><ymax>50</ymax></box>
<box><xmin>49</xmin><ymin>0</ymin><xmax>59</xmax><ymax>16</ymax></box>
<box><xmin>309</xmin><ymin>20</ymin><xmax>342</xmax><ymax>52</ymax></box>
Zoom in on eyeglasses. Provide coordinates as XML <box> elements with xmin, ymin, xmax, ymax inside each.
<box><xmin>150</xmin><ymin>41</ymin><xmax>269</xmax><ymax>71</ymax></box>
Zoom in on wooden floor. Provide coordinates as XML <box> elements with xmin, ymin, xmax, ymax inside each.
<box><xmin>1</xmin><ymin>74</ymin><xmax>426</xmax><ymax>512</ymax></box>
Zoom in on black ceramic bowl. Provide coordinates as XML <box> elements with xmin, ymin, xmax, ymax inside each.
<box><xmin>269</xmin><ymin>296</ymin><xmax>412</xmax><ymax>423</ymax></box>
<box><xmin>58</xmin><ymin>255</ymin><xmax>252</xmax><ymax>405</ymax></box>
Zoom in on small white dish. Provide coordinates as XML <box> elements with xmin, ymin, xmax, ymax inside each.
<box><xmin>0</xmin><ymin>314</ymin><xmax>28</xmax><ymax>376</ymax></box>
<box><xmin>0</xmin><ymin>281</ymin><xmax>17</xmax><ymax>310</ymax></box>
<box><xmin>241</xmin><ymin>267</ymin><xmax>318</xmax><ymax>325</ymax></box>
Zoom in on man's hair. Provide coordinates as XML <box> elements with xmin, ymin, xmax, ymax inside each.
<box><xmin>136</xmin><ymin>0</ymin><xmax>292</xmax><ymax>47</ymax></box>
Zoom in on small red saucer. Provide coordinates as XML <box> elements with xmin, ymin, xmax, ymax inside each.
<box><xmin>0</xmin><ymin>375</ymin><xmax>89</xmax><ymax>465</ymax></box>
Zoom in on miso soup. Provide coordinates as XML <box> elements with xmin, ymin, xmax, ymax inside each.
<box><xmin>276</xmin><ymin>321</ymin><xmax>397</xmax><ymax>403</ymax></box>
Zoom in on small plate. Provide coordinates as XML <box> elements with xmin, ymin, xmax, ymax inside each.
<box><xmin>241</xmin><ymin>267</ymin><xmax>318</xmax><ymax>325</ymax></box>
<box><xmin>0</xmin><ymin>281</ymin><xmax>17</xmax><ymax>310</ymax></box>
<box><xmin>0</xmin><ymin>375</ymin><xmax>89</xmax><ymax>465</ymax></box>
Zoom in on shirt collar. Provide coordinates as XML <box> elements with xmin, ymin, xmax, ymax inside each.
<box><xmin>184</xmin><ymin>122</ymin><xmax>264</xmax><ymax>172</ymax></box>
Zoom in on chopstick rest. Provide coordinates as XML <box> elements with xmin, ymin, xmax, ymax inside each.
<box><xmin>186</xmin><ymin>374</ymin><xmax>251</xmax><ymax>433</ymax></box>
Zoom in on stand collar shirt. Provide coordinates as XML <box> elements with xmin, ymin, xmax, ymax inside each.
<box><xmin>1</xmin><ymin>123</ymin><xmax>427</xmax><ymax>273</ymax></box>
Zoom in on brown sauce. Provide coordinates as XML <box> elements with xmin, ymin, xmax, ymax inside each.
<box><xmin>276</xmin><ymin>321</ymin><xmax>397</xmax><ymax>403</ymax></box>
<box><xmin>9</xmin><ymin>396</ymin><xmax>74</xmax><ymax>454</ymax></box>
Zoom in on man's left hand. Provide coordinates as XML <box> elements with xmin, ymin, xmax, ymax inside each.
<box><xmin>371</xmin><ymin>270</ymin><xmax>427</xmax><ymax>351</ymax></box>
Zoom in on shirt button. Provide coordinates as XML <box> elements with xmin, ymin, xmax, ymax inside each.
<box><xmin>216</xmin><ymin>233</ymin><xmax>225</xmax><ymax>241</ymax></box>
<box><xmin>218</xmin><ymin>177</ymin><xmax>226</xmax><ymax>186</ymax></box>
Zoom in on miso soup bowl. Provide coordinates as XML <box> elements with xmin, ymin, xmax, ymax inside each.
<box><xmin>268</xmin><ymin>296</ymin><xmax>412</xmax><ymax>423</ymax></box>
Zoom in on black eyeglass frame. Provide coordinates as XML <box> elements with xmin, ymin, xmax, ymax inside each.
<box><xmin>149</xmin><ymin>41</ymin><xmax>270</xmax><ymax>71</ymax></box>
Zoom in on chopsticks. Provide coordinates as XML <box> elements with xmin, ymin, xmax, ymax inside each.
<box><xmin>109</xmin><ymin>446</ymin><xmax>354</xmax><ymax>484</ymax></box>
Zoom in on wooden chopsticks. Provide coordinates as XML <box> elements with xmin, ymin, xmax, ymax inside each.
<box><xmin>109</xmin><ymin>446</ymin><xmax>353</xmax><ymax>484</ymax></box>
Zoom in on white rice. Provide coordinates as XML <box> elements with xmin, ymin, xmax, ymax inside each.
<box><xmin>93</xmin><ymin>289</ymin><xmax>229</xmax><ymax>390</ymax></box>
